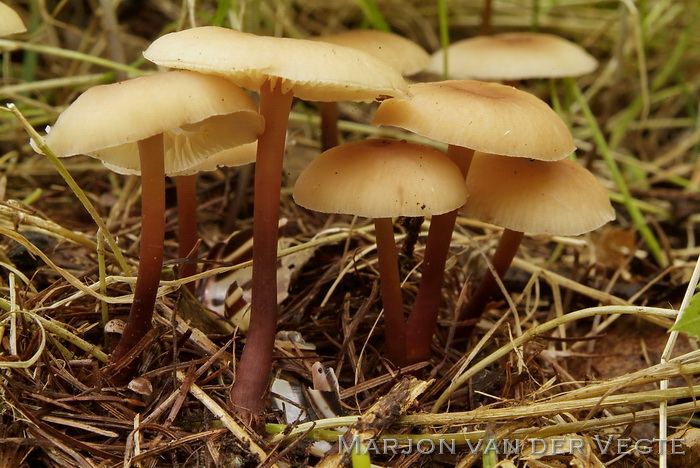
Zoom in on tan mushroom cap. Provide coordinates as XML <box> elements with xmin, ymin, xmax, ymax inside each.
<box><xmin>373</xmin><ymin>80</ymin><xmax>575</xmax><ymax>161</ymax></box>
<box><xmin>427</xmin><ymin>32</ymin><xmax>598</xmax><ymax>81</ymax></box>
<box><xmin>143</xmin><ymin>26</ymin><xmax>410</xmax><ymax>103</ymax></box>
<box><xmin>294</xmin><ymin>138</ymin><xmax>468</xmax><ymax>219</ymax></box>
<box><xmin>44</xmin><ymin>71</ymin><xmax>264</xmax><ymax>175</ymax></box>
<box><xmin>309</xmin><ymin>30</ymin><xmax>430</xmax><ymax>76</ymax></box>
<box><xmin>462</xmin><ymin>152</ymin><xmax>615</xmax><ymax>236</ymax></box>
<box><xmin>0</xmin><ymin>2</ymin><xmax>26</xmax><ymax>37</ymax></box>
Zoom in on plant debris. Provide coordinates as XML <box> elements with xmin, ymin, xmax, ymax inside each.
<box><xmin>1</xmin><ymin>0</ymin><xmax>700</xmax><ymax>466</ymax></box>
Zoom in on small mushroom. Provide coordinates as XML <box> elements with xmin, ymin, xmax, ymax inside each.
<box><xmin>293</xmin><ymin>139</ymin><xmax>467</xmax><ymax>366</ymax></box>
<box><xmin>144</xmin><ymin>26</ymin><xmax>410</xmax><ymax>419</ymax></box>
<box><xmin>373</xmin><ymin>80</ymin><xmax>575</xmax><ymax>364</ymax></box>
<box><xmin>309</xmin><ymin>29</ymin><xmax>430</xmax><ymax>150</ymax></box>
<box><xmin>42</xmin><ymin>70</ymin><xmax>263</xmax><ymax>385</ymax></box>
<box><xmin>458</xmin><ymin>152</ymin><xmax>615</xmax><ymax>327</ymax></box>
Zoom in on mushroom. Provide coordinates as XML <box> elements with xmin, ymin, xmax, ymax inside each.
<box><xmin>427</xmin><ymin>32</ymin><xmax>598</xmax><ymax>82</ymax></box>
<box><xmin>293</xmin><ymin>139</ymin><xmax>467</xmax><ymax>366</ymax></box>
<box><xmin>0</xmin><ymin>1</ymin><xmax>26</xmax><ymax>85</ymax></box>
<box><xmin>458</xmin><ymin>152</ymin><xmax>615</xmax><ymax>328</ymax></box>
<box><xmin>373</xmin><ymin>80</ymin><xmax>575</xmax><ymax>364</ymax></box>
<box><xmin>0</xmin><ymin>2</ymin><xmax>26</xmax><ymax>37</ymax></box>
<box><xmin>143</xmin><ymin>26</ymin><xmax>409</xmax><ymax>419</ymax></box>
<box><xmin>42</xmin><ymin>70</ymin><xmax>263</xmax><ymax>384</ymax></box>
<box><xmin>309</xmin><ymin>29</ymin><xmax>430</xmax><ymax>150</ymax></box>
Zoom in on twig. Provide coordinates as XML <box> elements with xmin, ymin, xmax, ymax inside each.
<box><xmin>174</xmin><ymin>370</ymin><xmax>273</xmax><ymax>466</ymax></box>
<box><xmin>431</xmin><ymin>305</ymin><xmax>677</xmax><ymax>412</ymax></box>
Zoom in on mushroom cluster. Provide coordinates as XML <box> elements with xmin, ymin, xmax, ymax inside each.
<box><xmin>42</xmin><ymin>70</ymin><xmax>264</xmax><ymax>384</ymax></box>
<box><xmin>36</xmin><ymin>20</ymin><xmax>612</xmax><ymax>429</ymax></box>
<box><xmin>142</xmin><ymin>26</ymin><xmax>411</xmax><ymax>419</ymax></box>
<box><xmin>294</xmin><ymin>138</ymin><xmax>467</xmax><ymax>366</ymax></box>
<box><xmin>372</xmin><ymin>79</ymin><xmax>605</xmax><ymax>364</ymax></box>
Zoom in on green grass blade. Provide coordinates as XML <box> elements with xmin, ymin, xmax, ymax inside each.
<box><xmin>211</xmin><ymin>0</ymin><xmax>232</xmax><ymax>27</ymax></box>
<box><xmin>437</xmin><ymin>0</ymin><xmax>449</xmax><ymax>80</ymax></box>
<box><xmin>566</xmin><ymin>78</ymin><xmax>668</xmax><ymax>268</ymax></box>
<box><xmin>354</xmin><ymin>0</ymin><xmax>390</xmax><ymax>32</ymax></box>
<box><xmin>20</xmin><ymin>0</ymin><xmax>40</xmax><ymax>85</ymax></box>
<box><xmin>609</xmin><ymin>14</ymin><xmax>692</xmax><ymax>148</ymax></box>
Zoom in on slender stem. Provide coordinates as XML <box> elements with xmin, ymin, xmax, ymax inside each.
<box><xmin>97</xmin><ymin>229</ymin><xmax>109</xmax><ymax>328</ymax></box>
<box><xmin>175</xmin><ymin>174</ymin><xmax>198</xmax><ymax>292</ymax></box>
<box><xmin>405</xmin><ymin>211</ymin><xmax>458</xmax><ymax>364</ymax></box>
<box><xmin>319</xmin><ymin>102</ymin><xmax>339</xmax><ymax>151</ymax></box>
<box><xmin>230</xmin><ymin>80</ymin><xmax>293</xmax><ymax>423</ymax></box>
<box><xmin>374</xmin><ymin>217</ymin><xmax>406</xmax><ymax>367</ymax></box>
<box><xmin>480</xmin><ymin>0</ymin><xmax>493</xmax><ymax>35</ymax></box>
<box><xmin>445</xmin><ymin>145</ymin><xmax>474</xmax><ymax>177</ymax></box>
<box><xmin>98</xmin><ymin>0</ymin><xmax>127</xmax><ymax>82</ymax></box>
<box><xmin>109</xmin><ymin>133</ymin><xmax>165</xmax><ymax>385</ymax></box>
<box><xmin>458</xmin><ymin>229</ymin><xmax>525</xmax><ymax>326</ymax></box>
<box><xmin>404</xmin><ymin>145</ymin><xmax>473</xmax><ymax>365</ymax></box>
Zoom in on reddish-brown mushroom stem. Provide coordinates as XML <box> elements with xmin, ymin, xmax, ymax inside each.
<box><xmin>110</xmin><ymin>133</ymin><xmax>165</xmax><ymax>385</ymax></box>
<box><xmin>404</xmin><ymin>145</ymin><xmax>473</xmax><ymax>365</ymax></box>
<box><xmin>480</xmin><ymin>0</ymin><xmax>494</xmax><ymax>36</ymax></box>
<box><xmin>373</xmin><ymin>217</ymin><xmax>407</xmax><ymax>367</ymax></box>
<box><xmin>457</xmin><ymin>228</ymin><xmax>525</xmax><ymax>333</ymax></box>
<box><xmin>175</xmin><ymin>174</ymin><xmax>198</xmax><ymax>292</ymax></box>
<box><xmin>319</xmin><ymin>102</ymin><xmax>340</xmax><ymax>151</ymax></box>
<box><xmin>230</xmin><ymin>79</ymin><xmax>294</xmax><ymax>422</ymax></box>
<box><xmin>404</xmin><ymin>209</ymin><xmax>459</xmax><ymax>364</ymax></box>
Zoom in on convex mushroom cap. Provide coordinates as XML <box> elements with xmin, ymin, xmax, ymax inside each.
<box><xmin>44</xmin><ymin>71</ymin><xmax>264</xmax><ymax>174</ymax></box>
<box><xmin>0</xmin><ymin>2</ymin><xmax>26</xmax><ymax>37</ymax></box>
<box><xmin>309</xmin><ymin>29</ymin><xmax>430</xmax><ymax>77</ymax></box>
<box><xmin>293</xmin><ymin>138</ymin><xmax>467</xmax><ymax>218</ymax></box>
<box><xmin>373</xmin><ymin>80</ymin><xmax>575</xmax><ymax>161</ymax></box>
<box><xmin>143</xmin><ymin>28</ymin><xmax>410</xmax><ymax>416</ymax></box>
<box><xmin>462</xmin><ymin>152</ymin><xmax>615</xmax><ymax>236</ymax></box>
<box><xmin>143</xmin><ymin>26</ymin><xmax>410</xmax><ymax>102</ymax></box>
<box><xmin>428</xmin><ymin>32</ymin><xmax>598</xmax><ymax>81</ymax></box>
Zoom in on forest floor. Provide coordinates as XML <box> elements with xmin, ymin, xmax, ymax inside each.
<box><xmin>1</xmin><ymin>0</ymin><xmax>700</xmax><ymax>467</ymax></box>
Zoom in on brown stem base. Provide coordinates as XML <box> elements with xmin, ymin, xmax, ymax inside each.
<box><xmin>229</xmin><ymin>80</ymin><xmax>294</xmax><ymax>425</ymax></box>
<box><xmin>405</xmin><ymin>210</ymin><xmax>458</xmax><ymax>365</ymax></box>
<box><xmin>374</xmin><ymin>217</ymin><xmax>406</xmax><ymax>367</ymax></box>
<box><xmin>404</xmin><ymin>145</ymin><xmax>473</xmax><ymax>365</ymax></box>
<box><xmin>109</xmin><ymin>134</ymin><xmax>165</xmax><ymax>386</ymax></box>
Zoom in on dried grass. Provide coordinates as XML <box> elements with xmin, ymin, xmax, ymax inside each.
<box><xmin>1</xmin><ymin>0</ymin><xmax>700</xmax><ymax>466</ymax></box>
